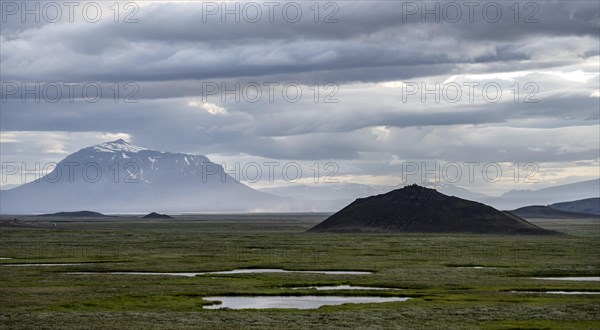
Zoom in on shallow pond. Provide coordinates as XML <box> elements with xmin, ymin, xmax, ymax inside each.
<box><xmin>512</xmin><ymin>291</ymin><xmax>600</xmax><ymax>295</ymax></box>
<box><xmin>4</xmin><ymin>263</ymin><xmax>83</xmax><ymax>266</ymax></box>
<box><xmin>203</xmin><ymin>296</ymin><xmax>410</xmax><ymax>309</ymax></box>
<box><xmin>532</xmin><ymin>277</ymin><xmax>600</xmax><ymax>281</ymax></box>
<box><xmin>293</xmin><ymin>285</ymin><xmax>400</xmax><ymax>291</ymax></box>
<box><xmin>68</xmin><ymin>269</ymin><xmax>372</xmax><ymax>277</ymax></box>
<box><xmin>70</xmin><ymin>271</ymin><xmax>201</xmax><ymax>277</ymax></box>
<box><xmin>209</xmin><ymin>269</ymin><xmax>371</xmax><ymax>275</ymax></box>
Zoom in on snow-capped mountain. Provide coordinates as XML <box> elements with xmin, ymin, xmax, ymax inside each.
<box><xmin>0</xmin><ymin>140</ymin><xmax>281</xmax><ymax>214</ymax></box>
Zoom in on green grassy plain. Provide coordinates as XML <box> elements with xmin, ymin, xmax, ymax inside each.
<box><xmin>0</xmin><ymin>214</ymin><xmax>598</xmax><ymax>329</ymax></box>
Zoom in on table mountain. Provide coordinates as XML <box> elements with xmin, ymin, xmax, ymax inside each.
<box><xmin>0</xmin><ymin>140</ymin><xmax>280</xmax><ymax>214</ymax></box>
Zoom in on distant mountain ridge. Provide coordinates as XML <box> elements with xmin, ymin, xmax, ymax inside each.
<box><xmin>549</xmin><ymin>198</ymin><xmax>600</xmax><ymax>215</ymax></box>
<box><xmin>1</xmin><ymin>140</ymin><xmax>598</xmax><ymax>214</ymax></box>
<box><xmin>258</xmin><ymin>183</ymin><xmax>393</xmax><ymax>211</ymax></box>
<box><xmin>0</xmin><ymin>140</ymin><xmax>281</xmax><ymax>214</ymax></box>
<box><xmin>261</xmin><ymin>179</ymin><xmax>600</xmax><ymax>211</ymax></box>
<box><xmin>488</xmin><ymin>179</ymin><xmax>600</xmax><ymax>209</ymax></box>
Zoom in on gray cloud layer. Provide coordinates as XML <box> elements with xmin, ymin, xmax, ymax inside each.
<box><xmin>1</xmin><ymin>0</ymin><xmax>599</xmax><ymax>190</ymax></box>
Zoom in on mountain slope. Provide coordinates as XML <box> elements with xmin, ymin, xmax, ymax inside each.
<box><xmin>308</xmin><ymin>185</ymin><xmax>557</xmax><ymax>235</ymax></box>
<box><xmin>0</xmin><ymin>140</ymin><xmax>281</xmax><ymax>214</ymax></box>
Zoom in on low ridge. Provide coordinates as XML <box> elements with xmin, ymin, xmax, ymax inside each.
<box><xmin>38</xmin><ymin>211</ymin><xmax>107</xmax><ymax>218</ymax></box>
<box><xmin>308</xmin><ymin>185</ymin><xmax>558</xmax><ymax>235</ymax></box>
<box><xmin>510</xmin><ymin>205</ymin><xmax>595</xmax><ymax>219</ymax></box>
<box><xmin>549</xmin><ymin>198</ymin><xmax>600</xmax><ymax>215</ymax></box>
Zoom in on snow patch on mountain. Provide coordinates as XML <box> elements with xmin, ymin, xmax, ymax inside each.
<box><xmin>93</xmin><ymin>139</ymin><xmax>148</xmax><ymax>153</ymax></box>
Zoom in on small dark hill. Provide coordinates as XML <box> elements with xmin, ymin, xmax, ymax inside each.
<box><xmin>511</xmin><ymin>205</ymin><xmax>595</xmax><ymax>219</ymax></box>
<box><xmin>308</xmin><ymin>185</ymin><xmax>558</xmax><ymax>235</ymax></box>
<box><xmin>549</xmin><ymin>198</ymin><xmax>600</xmax><ymax>215</ymax></box>
<box><xmin>38</xmin><ymin>211</ymin><xmax>107</xmax><ymax>217</ymax></box>
<box><xmin>142</xmin><ymin>212</ymin><xmax>173</xmax><ymax>219</ymax></box>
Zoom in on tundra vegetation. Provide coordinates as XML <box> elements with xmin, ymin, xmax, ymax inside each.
<box><xmin>0</xmin><ymin>214</ymin><xmax>598</xmax><ymax>329</ymax></box>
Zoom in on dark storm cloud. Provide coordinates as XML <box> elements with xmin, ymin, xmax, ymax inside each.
<box><xmin>1</xmin><ymin>1</ymin><xmax>598</xmax><ymax>83</ymax></box>
<box><xmin>90</xmin><ymin>1</ymin><xmax>599</xmax><ymax>45</ymax></box>
<box><xmin>1</xmin><ymin>84</ymin><xmax>597</xmax><ymax>161</ymax></box>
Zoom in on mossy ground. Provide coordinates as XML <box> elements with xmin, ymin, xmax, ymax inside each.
<box><xmin>1</xmin><ymin>215</ymin><xmax>598</xmax><ymax>329</ymax></box>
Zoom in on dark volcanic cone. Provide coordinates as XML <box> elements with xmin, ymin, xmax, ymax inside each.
<box><xmin>142</xmin><ymin>212</ymin><xmax>173</xmax><ymax>219</ymax></box>
<box><xmin>308</xmin><ymin>185</ymin><xmax>559</xmax><ymax>235</ymax></box>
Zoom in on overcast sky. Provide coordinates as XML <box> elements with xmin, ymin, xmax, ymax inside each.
<box><xmin>1</xmin><ymin>0</ymin><xmax>599</xmax><ymax>194</ymax></box>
